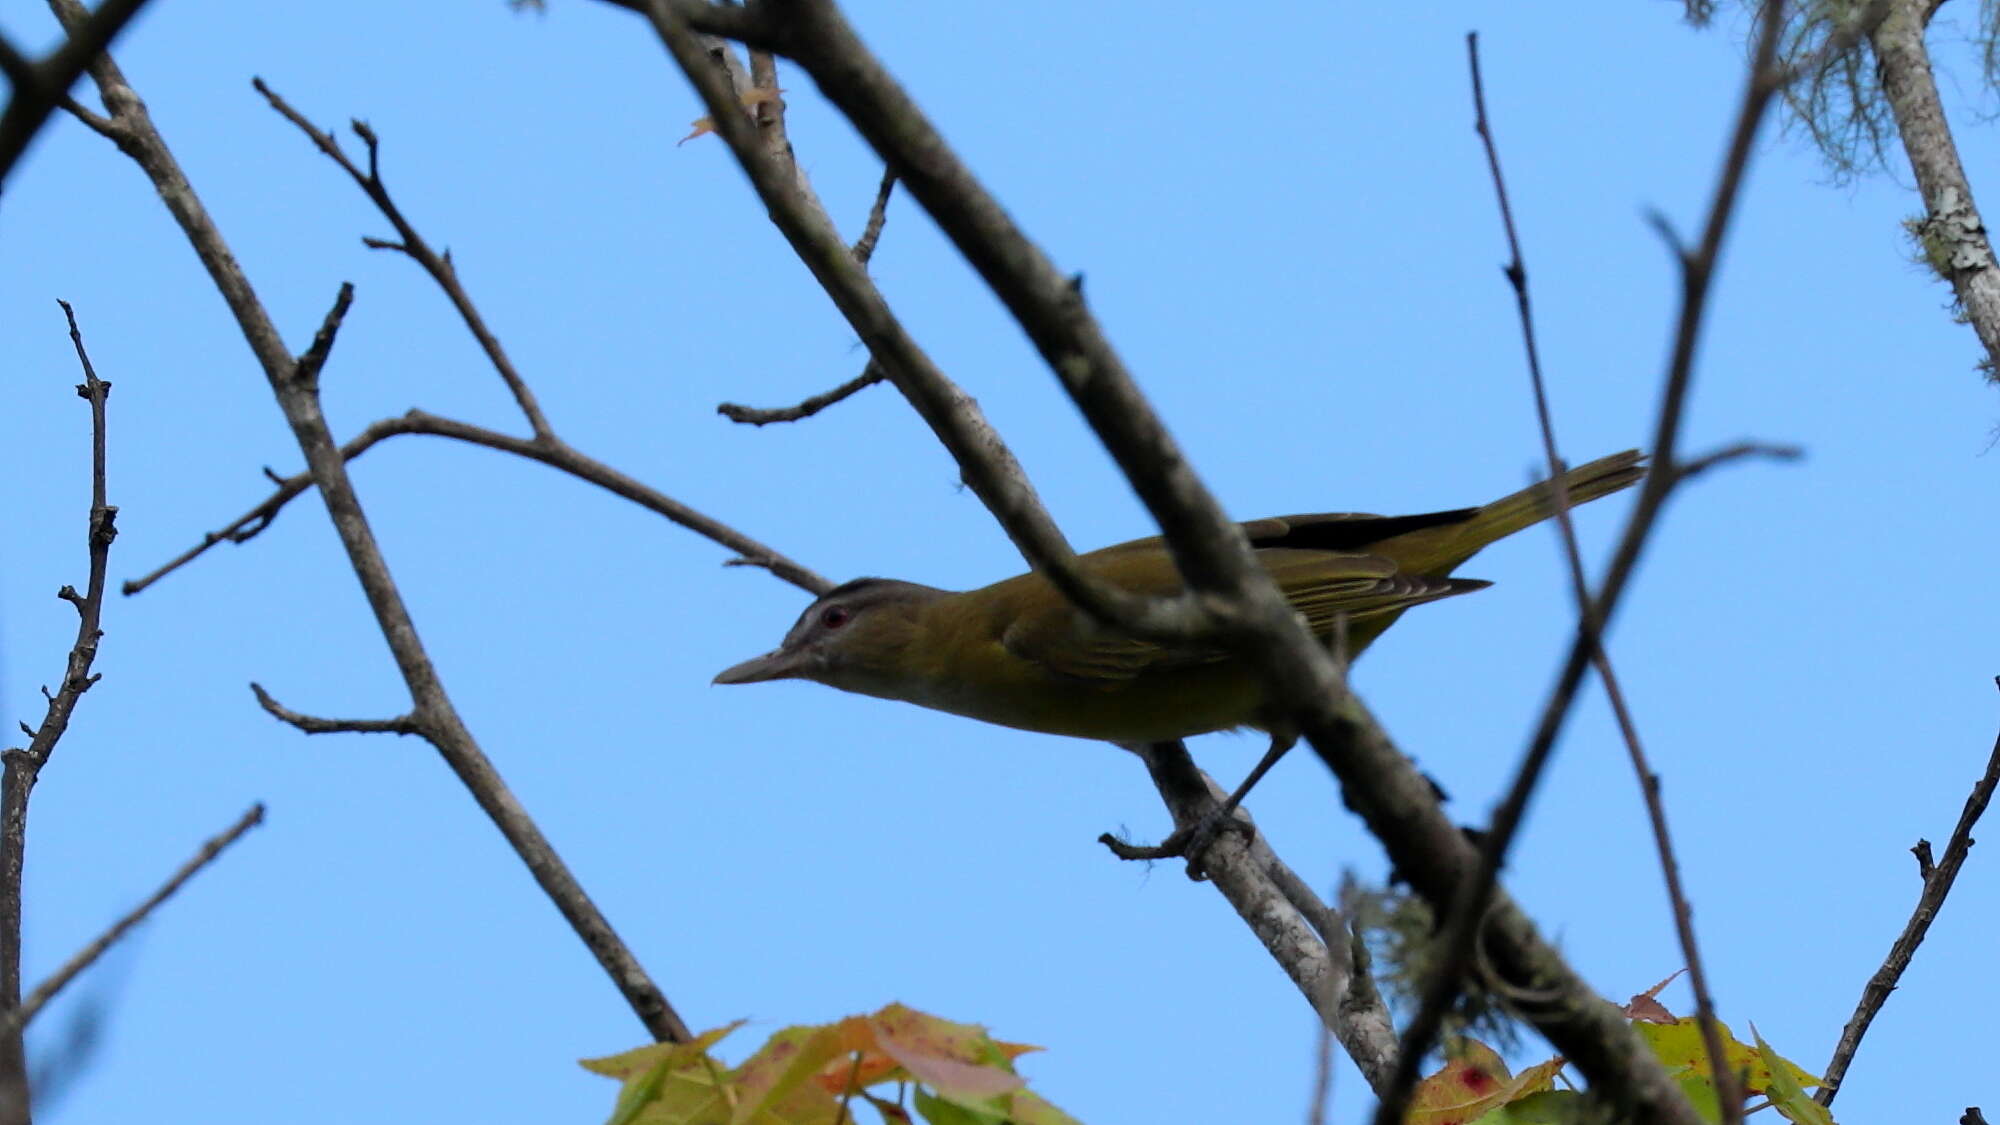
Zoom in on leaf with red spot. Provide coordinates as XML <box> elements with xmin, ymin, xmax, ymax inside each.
<box><xmin>1407</xmin><ymin>1040</ymin><xmax>1564</xmax><ymax>1125</ymax></box>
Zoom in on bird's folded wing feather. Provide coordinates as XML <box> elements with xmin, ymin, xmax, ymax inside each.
<box><xmin>998</xmin><ymin>549</ymin><xmax>1464</xmax><ymax>686</ymax></box>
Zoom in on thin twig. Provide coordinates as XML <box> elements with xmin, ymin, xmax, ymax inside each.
<box><xmin>0</xmin><ymin>299</ymin><xmax>118</xmax><ymax>1122</ymax></box>
<box><xmin>716</xmin><ymin>361</ymin><xmax>886</xmax><ymax>426</ymax></box>
<box><xmin>1386</xmin><ymin>31</ymin><xmax>1764</xmax><ymax>1125</ymax></box>
<box><xmin>250</xmin><ymin>684</ymin><xmax>423</xmax><ymax>736</ymax></box>
<box><xmin>1673</xmin><ymin>440</ymin><xmax>1803</xmax><ymax>483</ymax></box>
<box><xmin>122</xmin><ymin>408</ymin><xmax>830</xmax><ymax>598</ymax></box>
<box><xmin>1407</xmin><ymin>3</ymin><xmax>1789</xmax><ymax>1115</ymax></box>
<box><xmin>6</xmin><ymin>804</ymin><xmax>265</xmax><ymax>1034</ymax></box>
<box><xmin>252</xmin><ymin>79</ymin><xmax>555</xmax><ymax>439</ymax></box>
<box><xmin>851</xmin><ymin>166</ymin><xmax>897</xmax><ymax>264</ymax></box>
<box><xmin>1815</xmin><ymin>683</ymin><xmax>2000</xmax><ymax>1107</ymax></box>
<box><xmin>293</xmin><ymin>283</ymin><xmax>354</xmax><ymax>389</ymax></box>
<box><xmin>80</xmin><ymin>80</ymin><xmax>823</xmax><ymax>603</ymax></box>
<box><xmin>1773</xmin><ymin>0</ymin><xmax>1890</xmax><ymax>87</ymax></box>
<box><xmin>1498</xmin><ymin>23</ymin><xmax>1722</xmax><ymax>1115</ymax></box>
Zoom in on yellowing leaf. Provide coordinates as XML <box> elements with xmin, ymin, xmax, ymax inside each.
<box><xmin>728</xmin><ymin>1023</ymin><xmax>845</xmax><ymax>1125</ymax></box>
<box><xmin>1752</xmin><ymin>1026</ymin><xmax>1836</xmax><ymax>1125</ymax></box>
<box><xmin>582</xmin><ymin>1022</ymin><xmax>742</xmax><ymax>1125</ymax></box>
<box><xmin>581</xmin><ymin>1021</ymin><xmax>741</xmax><ymax>1079</ymax></box>
<box><xmin>1408</xmin><ymin>1040</ymin><xmax>1562</xmax><ymax>1125</ymax></box>
<box><xmin>1468</xmin><ymin>1089</ymin><xmax>1594</xmax><ymax>1124</ymax></box>
<box><xmin>587</xmin><ymin>1004</ymin><xmax>1074</xmax><ymax>1125</ymax></box>
<box><xmin>1635</xmin><ymin>1019</ymin><xmax>1824</xmax><ymax>1099</ymax></box>
<box><xmin>869</xmin><ymin>1003</ymin><xmax>1026</xmax><ymax>1100</ymax></box>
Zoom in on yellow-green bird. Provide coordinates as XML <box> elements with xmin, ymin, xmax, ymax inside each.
<box><xmin>715</xmin><ymin>451</ymin><xmax>1643</xmax><ymax>750</ymax></box>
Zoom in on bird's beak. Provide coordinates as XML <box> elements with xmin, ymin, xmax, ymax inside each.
<box><xmin>712</xmin><ymin>647</ymin><xmax>807</xmax><ymax>685</ymax></box>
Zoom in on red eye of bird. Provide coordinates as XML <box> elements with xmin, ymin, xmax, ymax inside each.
<box><xmin>819</xmin><ymin>605</ymin><xmax>851</xmax><ymax>630</ymax></box>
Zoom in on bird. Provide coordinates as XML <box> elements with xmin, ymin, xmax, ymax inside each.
<box><xmin>715</xmin><ymin>451</ymin><xmax>1643</xmax><ymax>857</ymax></box>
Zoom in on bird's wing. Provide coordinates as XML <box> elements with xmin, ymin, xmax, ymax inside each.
<box><xmin>1088</xmin><ymin>508</ymin><xmax>1478</xmax><ymax>562</ymax></box>
<box><xmin>999</xmin><ymin>550</ymin><xmax>1473</xmax><ymax>686</ymax></box>
<box><xmin>1261</xmin><ymin>549</ymin><xmax>1482</xmax><ymax>636</ymax></box>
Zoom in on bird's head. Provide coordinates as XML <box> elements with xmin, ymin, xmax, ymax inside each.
<box><xmin>712</xmin><ymin>578</ymin><xmax>949</xmax><ymax>702</ymax></box>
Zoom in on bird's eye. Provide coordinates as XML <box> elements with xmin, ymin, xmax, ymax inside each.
<box><xmin>819</xmin><ymin>605</ymin><xmax>852</xmax><ymax>630</ymax></box>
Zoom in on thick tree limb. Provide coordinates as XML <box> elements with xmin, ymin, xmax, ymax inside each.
<box><xmin>1869</xmin><ymin>0</ymin><xmax>2000</xmax><ymax>375</ymax></box>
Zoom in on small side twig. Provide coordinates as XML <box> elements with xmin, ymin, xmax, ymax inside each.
<box><xmin>249</xmin><ymin>683</ymin><xmax>423</xmax><ymax>737</ymax></box>
<box><xmin>717</xmin><ymin>361</ymin><xmax>886</xmax><ymax>425</ymax></box>
<box><xmin>5</xmin><ymin>804</ymin><xmax>266</xmax><ymax>1035</ymax></box>
<box><xmin>1815</xmin><ymin>682</ymin><xmax>2000</xmax><ymax>1107</ymax></box>
<box><xmin>123</xmin><ymin>408</ymin><xmax>830</xmax><ymax>598</ymax></box>
<box><xmin>292</xmin><ymin>283</ymin><xmax>355</xmax><ymax>388</ymax></box>
<box><xmin>850</xmin><ymin>166</ymin><xmax>897</xmax><ymax>264</ymax></box>
<box><xmin>1673</xmin><ymin>440</ymin><xmax>1803</xmax><ymax>483</ymax></box>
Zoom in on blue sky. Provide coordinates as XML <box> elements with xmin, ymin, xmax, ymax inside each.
<box><xmin>3</xmin><ymin>2</ymin><xmax>1995</xmax><ymax>1122</ymax></box>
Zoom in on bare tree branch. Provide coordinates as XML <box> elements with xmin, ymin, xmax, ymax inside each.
<box><xmin>1867</xmin><ymin>0</ymin><xmax>2000</xmax><ymax>376</ymax></box>
<box><xmin>658</xmin><ymin>2</ymin><xmax>1703</xmax><ymax>1118</ymax></box>
<box><xmin>1381</xmin><ymin>29</ymin><xmax>1789</xmax><ymax>1125</ymax></box>
<box><xmin>0</xmin><ymin>0</ymin><xmax>154</xmax><ymax>188</ymax></box>
<box><xmin>250</xmin><ymin>684</ymin><xmax>422</xmax><ymax>736</ymax></box>
<box><xmin>0</xmin><ymin>299</ymin><xmax>117</xmax><ymax>1124</ymax></box>
<box><xmin>5</xmin><ymin>805</ymin><xmax>265</xmax><ymax>1035</ymax></box>
<box><xmin>1816</xmin><ymin>684</ymin><xmax>2000</xmax><ymax>1106</ymax></box>
<box><xmin>1395</xmin><ymin>5</ymin><xmax>1797</xmax><ymax>1118</ymax></box>
<box><xmin>644</xmin><ymin>1</ymin><xmax>1214</xmax><ymax>644</ymax></box>
<box><xmin>717</xmin><ymin>361</ymin><xmax>886</xmax><ymax>427</ymax></box>
<box><xmin>1672</xmin><ymin>440</ymin><xmax>1803</xmax><ymax>483</ymax></box>
<box><xmin>851</xmin><ymin>166</ymin><xmax>897</xmax><ymax>264</ymax></box>
<box><xmin>49</xmin><ymin>0</ymin><xmax>691</xmax><ymax>1045</ymax></box>
<box><xmin>251</xmin><ymin>79</ymin><xmax>554</xmax><ymax>438</ymax></box>
<box><xmin>628</xmin><ymin>0</ymin><xmax>1417</xmax><ymax>1084</ymax></box>
<box><xmin>123</xmin><ymin>407</ymin><xmax>830</xmax><ymax>598</ymax></box>
<box><xmin>1119</xmin><ymin>742</ymin><xmax>1398</xmax><ymax>1090</ymax></box>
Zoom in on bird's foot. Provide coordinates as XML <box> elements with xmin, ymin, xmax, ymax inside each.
<box><xmin>1098</xmin><ymin>808</ymin><xmax>1255</xmax><ymax>881</ymax></box>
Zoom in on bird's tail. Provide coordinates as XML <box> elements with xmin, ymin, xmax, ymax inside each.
<box><xmin>1401</xmin><ymin>449</ymin><xmax>1646</xmax><ymax>574</ymax></box>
